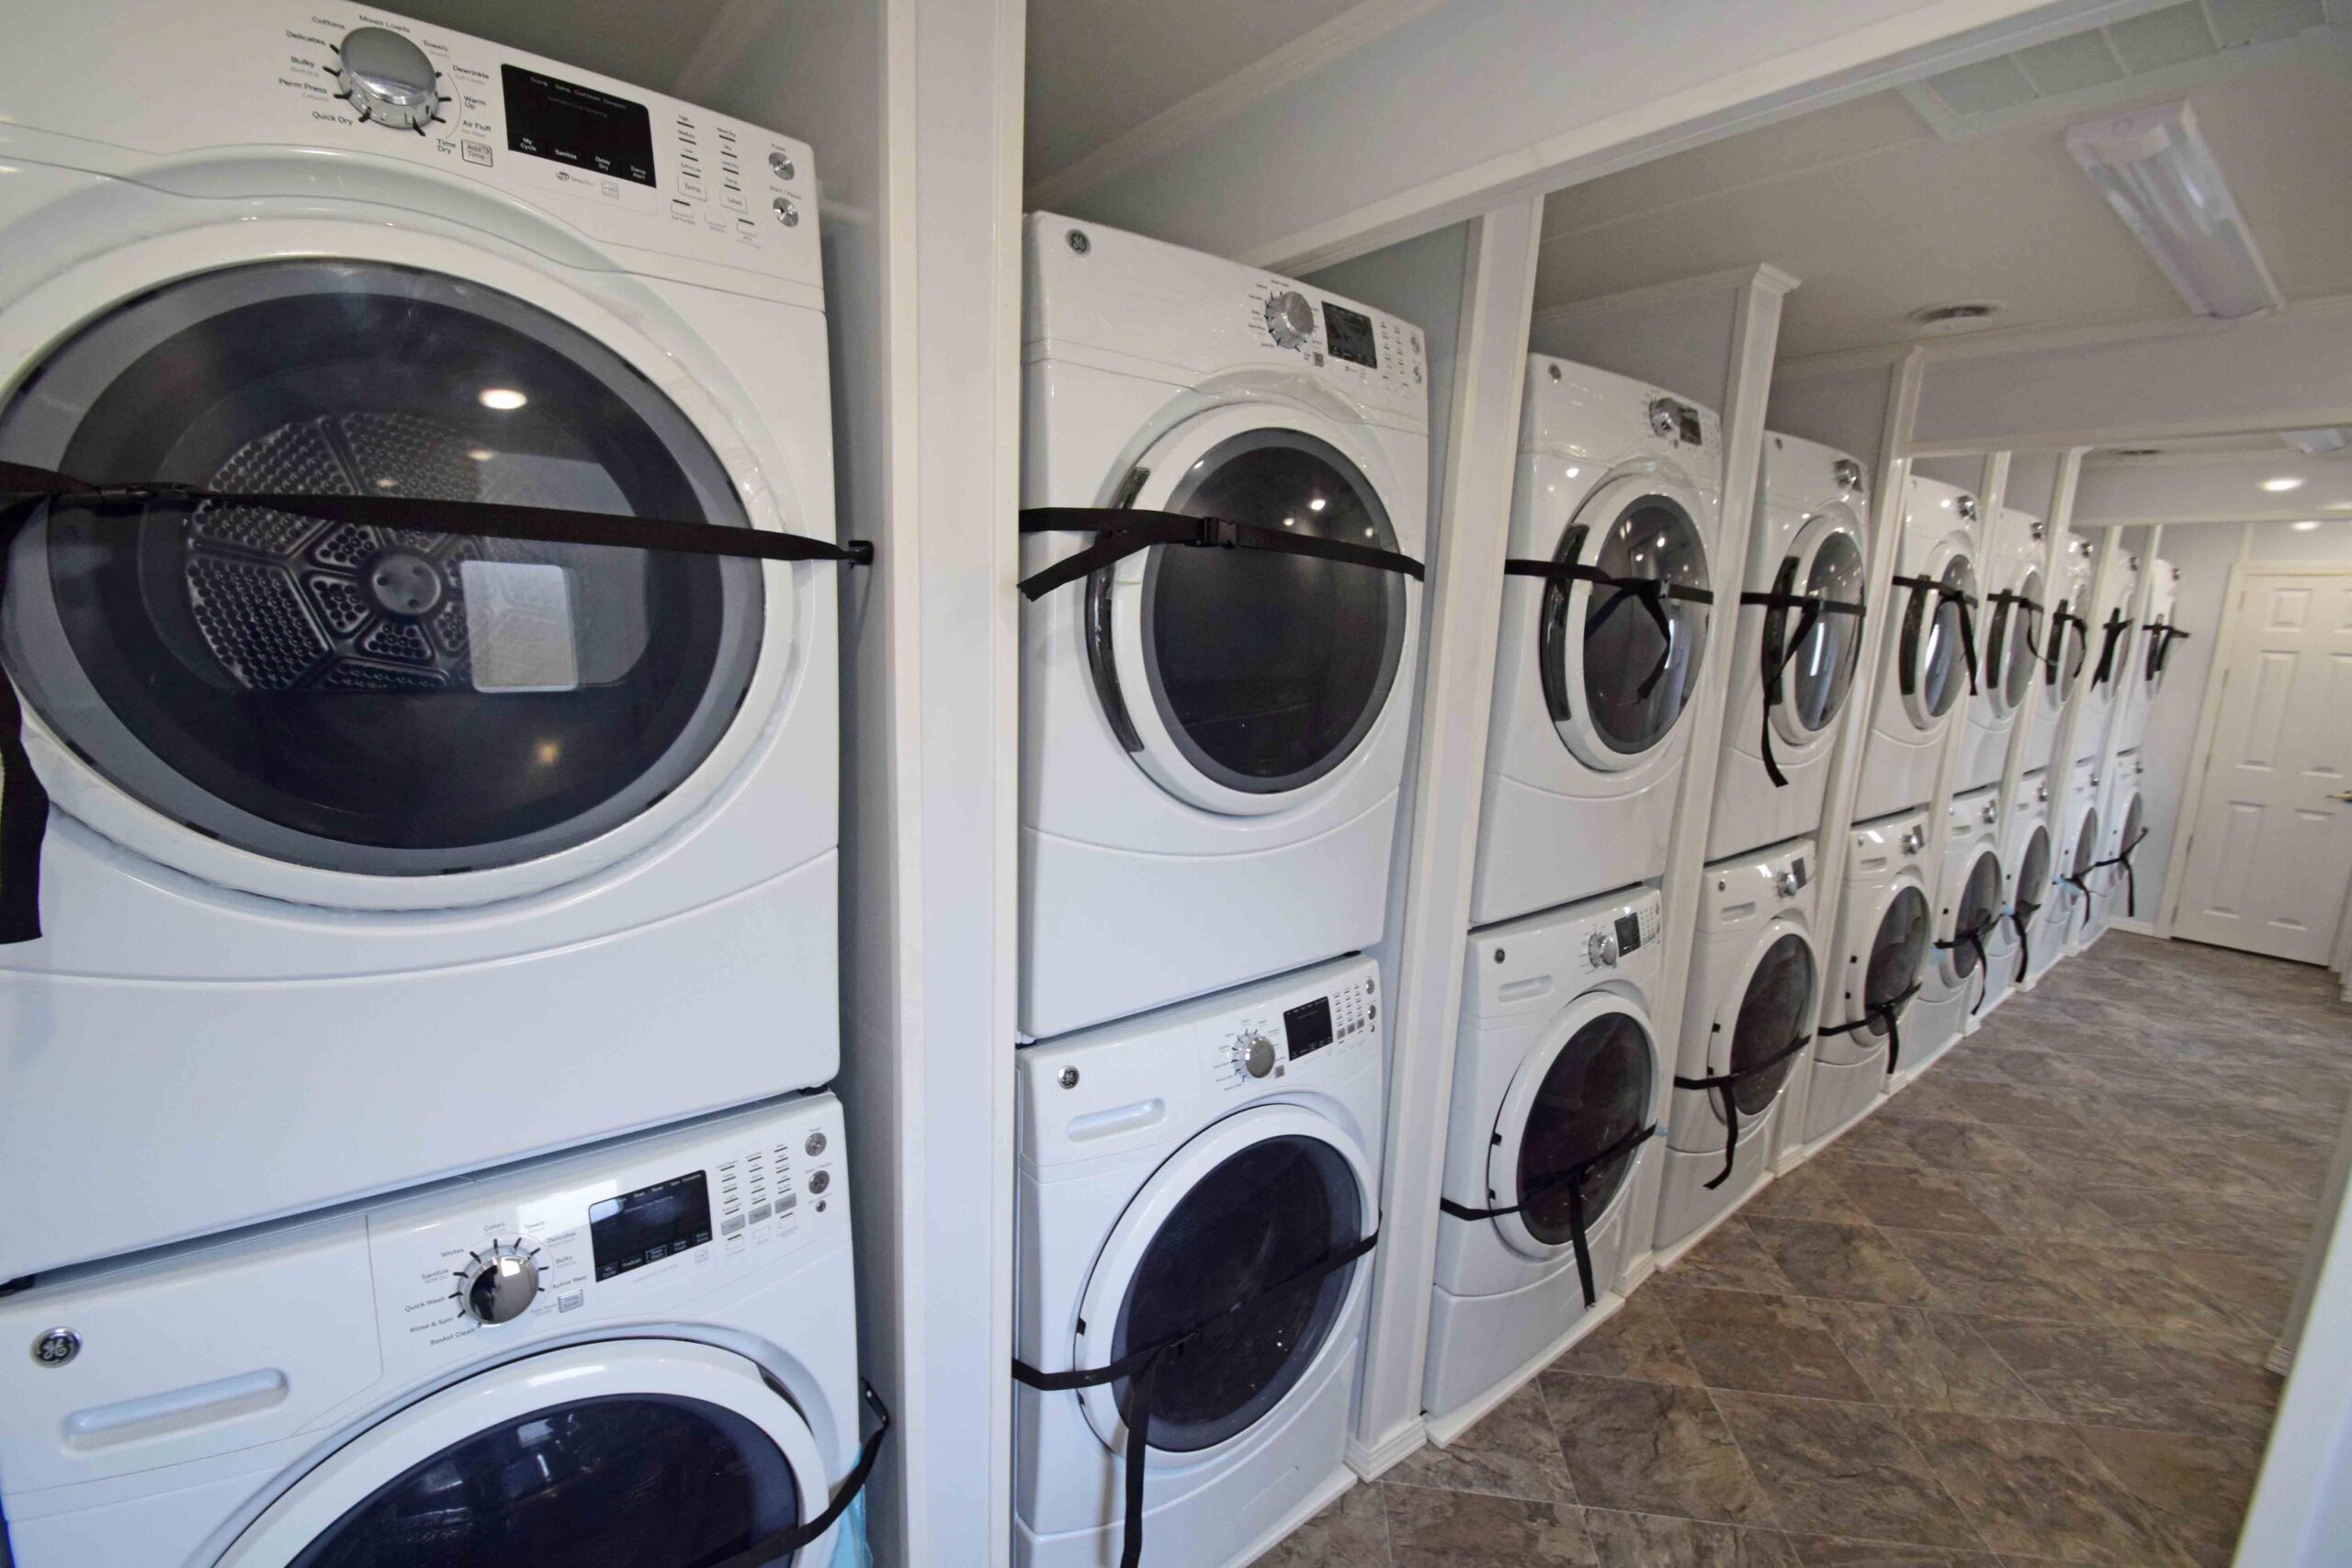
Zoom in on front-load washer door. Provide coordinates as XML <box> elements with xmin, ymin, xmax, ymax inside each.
<box><xmin>0</xmin><ymin>260</ymin><xmax>775</xmax><ymax>901</ymax></box>
<box><xmin>2014</xmin><ymin>824</ymin><xmax>2052</xmax><ymax>915</ymax></box>
<box><xmin>1896</xmin><ymin>548</ymin><xmax>1975</xmax><ymax>732</ymax></box>
<box><xmin>1985</xmin><ymin>565</ymin><xmax>2042</xmax><ymax>721</ymax></box>
<box><xmin>1073</xmin><ymin>1103</ymin><xmax>1375</xmax><ymax>1459</ymax></box>
<box><xmin>1944</xmin><ymin>849</ymin><xmax>2003</xmax><ymax>984</ymax></box>
<box><xmin>2068</xmin><ymin>808</ymin><xmax>2102</xmax><ymax>912</ymax></box>
<box><xmin>1763</xmin><ymin>518</ymin><xmax>1866</xmax><ymax>750</ymax></box>
<box><xmin>1838</xmin><ymin>882</ymin><xmax>1928</xmax><ymax>1050</ymax></box>
<box><xmin>1538</xmin><ymin>475</ymin><xmax>1713</xmax><ymax>772</ymax></box>
<box><xmin>212</xmin><ymin>1341</ymin><xmax>835</xmax><ymax>1568</ymax></box>
<box><xmin>1086</xmin><ymin>409</ymin><xmax>1409</xmax><ymax>815</ymax></box>
<box><xmin>1485</xmin><ymin>992</ymin><xmax>1657</xmax><ymax>1261</ymax></box>
<box><xmin>1707</xmin><ymin>926</ymin><xmax>1815</xmax><ymax>1120</ymax></box>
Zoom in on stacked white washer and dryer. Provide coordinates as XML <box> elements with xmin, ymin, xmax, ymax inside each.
<box><xmin>1424</xmin><ymin>356</ymin><xmax>1723</xmax><ymax>1438</ymax></box>
<box><xmin>1013</xmin><ymin>215</ymin><xmax>1427</xmax><ymax>1568</ymax></box>
<box><xmin>0</xmin><ymin>7</ymin><xmax>876</xmax><ymax>1565</ymax></box>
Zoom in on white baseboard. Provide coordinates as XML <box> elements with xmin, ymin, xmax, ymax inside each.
<box><xmin>1347</xmin><ymin>1417</ymin><xmax>1428</xmax><ymax>1480</ymax></box>
<box><xmin>2109</xmin><ymin>917</ymin><xmax>2160</xmax><ymax>938</ymax></box>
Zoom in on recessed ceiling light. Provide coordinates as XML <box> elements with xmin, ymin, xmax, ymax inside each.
<box><xmin>2261</xmin><ymin>477</ymin><xmax>2304</xmax><ymax>492</ymax></box>
<box><xmin>1906</xmin><ymin>301</ymin><xmax>2003</xmax><ymax>333</ymax></box>
<box><xmin>478</xmin><ymin>388</ymin><xmax>527</xmax><ymax>411</ymax></box>
<box><xmin>2292</xmin><ymin>520</ymin><xmax>2323</xmax><ymax>531</ymax></box>
<box><xmin>467</xmin><ymin>447</ymin><xmax>496</xmax><ymax>462</ymax></box>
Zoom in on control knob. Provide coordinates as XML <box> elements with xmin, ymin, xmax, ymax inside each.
<box><xmin>1587</xmin><ymin>930</ymin><xmax>1620</xmax><ymax>968</ymax></box>
<box><xmin>457</xmin><ymin>1241</ymin><xmax>541</xmax><ymax>1325</ymax></box>
<box><xmin>1982</xmin><ymin>800</ymin><xmax>1999</xmax><ymax>823</ymax></box>
<box><xmin>335</xmin><ymin>28</ymin><xmax>445</xmax><ymax>132</ymax></box>
<box><xmin>1774</xmin><ymin>868</ymin><xmax>1802</xmax><ymax>899</ymax></box>
<box><xmin>1241</xmin><ymin>1032</ymin><xmax>1279</xmax><ymax>1078</ymax></box>
<box><xmin>1264</xmin><ymin>290</ymin><xmax>1316</xmax><ymax>349</ymax></box>
<box><xmin>1901</xmin><ymin>826</ymin><xmax>1927</xmax><ymax>854</ymax></box>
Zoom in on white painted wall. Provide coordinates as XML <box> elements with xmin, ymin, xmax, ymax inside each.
<box><xmin>2076</xmin><ymin>455</ymin><xmax>2352</xmax><ymax>529</ymax></box>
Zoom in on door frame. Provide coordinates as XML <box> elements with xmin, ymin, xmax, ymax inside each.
<box><xmin>2156</xmin><ymin>559</ymin><xmax>2352</xmax><ymax>962</ymax></box>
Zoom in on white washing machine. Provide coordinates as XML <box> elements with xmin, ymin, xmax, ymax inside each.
<box><xmin>1013</xmin><ymin>955</ymin><xmax>1384</xmax><ymax>1568</ymax></box>
<box><xmin>2117</xmin><ymin>557</ymin><xmax>2179</xmax><ymax>755</ymax></box>
<box><xmin>1959</xmin><ymin>508</ymin><xmax>2041</xmax><ymax>792</ymax></box>
<box><xmin>1426</xmin><ymin>885</ymin><xmax>1666</xmax><ymax>1438</ymax></box>
<box><xmin>1853</xmin><ymin>478</ymin><xmax>1978</xmax><ymax>821</ymax></box>
<box><xmin>1470</xmin><ymin>357</ymin><xmax>1720</xmax><ymax>924</ymax></box>
<box><xmin>2075</xmin><ymin>546</ymin><xmax>2139</xmax><ymax>761</ymax></box>
<box><xmin>1657</xmin><ymin>840</ymin><xmax>1819</xmax><ymax>1255</ymax></box>
<box><xmin>1905</xmin><ymin>787</ymin><xmax>2004</xmax><ymax>1081</ymax></box>
<box><xmin>1800</xmin><ymin>807</ymin><xmax>1933</xmax><ymax>1149</ymax></box>
<box><xmin>2093</xmin><ymin>751</ymin><xmax>2148</xmax><ymax>934</ymax></box>
<box><xmin>0</xmin><ymin>4</ymin><xmax>845</xmax><ymax>1277</ymax></box>
<box><xmin>1982</xmin><ymin>769</ymin><xmax>2052</xmax><ymax>1012</ymax></box>
<box><xmin>0</xmin><ymin>1094</ymin><xmax>873</xmax><ymax>1568</ymax></box>
<box><xmin>2025</xmin><ymin>536</ymin><xmax>2095</xmax><ymax>774</ymax></box>
<box><xmin>1706</xmin><ymin>434</ymin><xmax>1869</xmax><ymax>861</ymax></box>
<box><xmin>1018</xmin><ymin>216</ymin><xmax>1427</xmax><ymax>1039</ymax></box>
<box><xmin>2044</xmin><ymin>758</ymin><xmax>2103</xmax><ymax>968</ymax></box>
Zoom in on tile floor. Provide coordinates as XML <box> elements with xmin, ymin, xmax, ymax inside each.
<box><xmin>1266</xmin><ymin>933</ymin><xmax>2349</xmax><ymax>1567</ymax></box>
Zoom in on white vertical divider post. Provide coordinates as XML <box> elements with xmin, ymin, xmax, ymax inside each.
<box><xmin>1342</xmin><ymin>201</ymin><xmax>1543</xmax><ymax>1479</ymax></box>
<box><xmin>2030</xmin><ymin>452</ymin><xmax>2098</xmax><ymax>969</ymax></box>
<box><xmin>1771</xmin><ymin>351</ymin><xmax>1925</xmax><ymax>1166</ymax></box>
<box><xmin>2057</xmin><ymin>491</ymin><xmax>2122</xmax><ymax>957</ymax></box>
<box><xmin>2086</xmin><ymin>522</ymin><xmax>2163</xmax><ymax>937</ymax></box>
<box><xmin>1987</xmin><ymin>457</ymin><xmax>2046</xmax><ymax>996</ymax></box>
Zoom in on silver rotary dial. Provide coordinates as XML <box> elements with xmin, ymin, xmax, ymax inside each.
<box><xmin>1587</xmin><ymin>930</ymin><xmax>1620</xmax><ymax>968</ymax></box>
<box><xmin>1242</xmin><ymin>1032</ymin><xmax>1279</xmax><ymax>1078</ymax></box>
<box><xmin>457</xmin><ymin>1240</ymin><xmax>541</xmax><ymax>1325</ymax></box>
<box><xmin>335</xmin><ymin>28</ymin><xmax>445</xmax><ymax>131</ymax></box>
<box><xmin>1264</xmin><ymin>290</ymin><xmax>1317</xmax><ymax>349</ymax></box>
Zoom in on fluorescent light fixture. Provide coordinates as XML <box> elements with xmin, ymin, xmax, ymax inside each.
<box><xmin>2261</xmin><ymin>476</ymin><xmax>2304</xmax><ymax>492</ymax></box>
<box><xmin>478</xmin><ymin>387</ymin><xmax>527</xmax><ymax>411</ymax></box>
<box><xmin>2066</xmin><ymin>101</ymin><xmax>2281</xmax><ymax>320</ymax></box>
<box><xmin>2291</xmin><ymin>520</ymin><xmax>2322</xmax><ymax>531</ymax></box>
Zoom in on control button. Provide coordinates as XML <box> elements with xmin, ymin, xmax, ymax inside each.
<box><xmin>805</xmin><ymin>1131</ymin><xmax>828</xmax><ymax>1156</ymax></box>
<box><xmin>334</xmin><ymin>27</ymin><xmax>444</xmax><ymax>132</ymax></box>
<box><xmin>769</xmin><ymin>149</ymin><xmax>796</xmax><ymax>179</ymax></box>
<box><xmin>776</xmin><ymin>1192</ymin><xmax>798</xmax><ymax>1213</ymax></box>
<box><xmin>601</xmin><ymin>179</ymin><xmax>619</xmax><ymax>199</ymax></box>
<box><xmin>808</xmin><ymin>1169</ymin><xmax>832</xmax><ymax>1195</ymax></box>
<box><xmin>671</xmin><ymin>199</ymin><xmax>695</xmax><ymax>223</ymax></box>
<box><xmin>722</xmin><ymin>186</ymin><xmax>747</xmax><ymax>212</ymax></box>
<box><xmin>462</xmin><ymin>140</ymin><xmax>492</xmax><ymax>166</ymax></box>
<box><xmin>774</xmin><ymin>196</ymin><xmax>799</xmax><ymax>227</ymax></box>
<box><xmin>557</xmin><ymin>1290</ymin><xmax>583</xmax><ymax>1314</ymax></box>
<box><xmin>750</xmin><ymin>1202</ymin><xmax>773</xmax><ymax>1224</ymax></box>
<box><xmin>721</xmin><ymin>1213</ymin><xmax>746</xmax><ymax>1235</ymax></box>
<box><xmin>682</xmin><ymin>175</ymin><xmax>707</xmax><ymax>201</ymax></box>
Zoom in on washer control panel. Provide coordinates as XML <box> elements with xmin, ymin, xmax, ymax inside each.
<box><xmin>1570</xmin><ymin>892</ymin><xmax>1662</xmax><ymax>981</ymax></box>
<box><xmin>1212</xmin><ymin>968</ymin><xmax>1379</xmax><ymax>1089</ymax></box>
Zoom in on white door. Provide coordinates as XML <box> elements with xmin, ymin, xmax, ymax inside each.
<box><xmin>2171</xmin><ymin>568</ymin><xmax>2352</xmax><ymax>964</ymax></box>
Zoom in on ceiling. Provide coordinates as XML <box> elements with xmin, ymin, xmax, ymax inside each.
<box><xmin>1534</xmin><ymin>28</ymin><xmax>2352</xmax><ymax>361</ymax></box>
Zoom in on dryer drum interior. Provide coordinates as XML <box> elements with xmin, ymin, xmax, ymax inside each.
<box><xmin>1513</xmin><ymin>1010</ymin><xmax>1655</xmax><ymax>1238</ymax></box>
<box><xmin>1722</xmin><ymin>932</ymin><xmax>1814</xmax><ymax>1117</ymax></box>
<box><xmin>1539</xmin><ymin>494</ymin><xmax>1711</xmax><ymax>757</ymax></box>
<box><xmin>1090</xmin><ymin>429</ymin><xmax>1406</xmax><ymax>795</ymax></box>
<box><xmin>1762</xmin><ymin>529</ymin><xmax>1865</xmax><ymax>737</ymax></box>
<box><xmin>1107</xmin><ymin>1134</ymin><xmax>1364</xmax><ymax>1453</ymax></box>
<box><xmin>1861</xmin><ymin>886</ymin><xmax>1930</xmax><ymax>1032</ymax></box>
<box><xmin>0</xmin><ymin>260</ymin><xmax>765</xmax><ymax>875</ymax></box>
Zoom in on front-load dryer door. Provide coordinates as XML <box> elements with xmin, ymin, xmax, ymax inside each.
<box><xmin>1895</xmin><ymin>546</ymin><xmax>1975</xmax><ymax>734</ymax></box>
<box><xmin>0</xmin><ymin>259</ymin><xmax>792</xmax><ymax>908</ymax></box>
<box><xmin>1072</xmin><ymin>1103</ymin><xmax>1375</xmax><ymax>1460</ymax></box>
<box><xmin>1085</xmin><ymin>407</ymin><xmax>1411</xmax><ymax>815</ymax></box>
<box><xmin>1985</xmin><ymin>564</ymin><xmax>2043</xmax><ymax>721</ymax></box>
<box><xmin>1484</xmin><ymin>992</ymin><xmax>1658</xmax><ymax>1261</ymax></box>
<box><xmin>1763</xmin><ymin>516</ymin><xmax>1867</xmax><ymax>753</ymax></box>
<box><xmin>1832</xmin><ymin>881</ymin><xmax>1929</xmax><ymax>1057</ymax></box>
<box><xmin>1705</xmin><ymin>925</ymin><xmax>1815</xmax><ymax>1122</ymax></box>
<box><xmin>1538</xmin><ymin>475</ymin><xmax>1713</xmax><ymax>773</ymax></box>
<box><xmin>211</xmin><ymin>1341</ymin><xmax>836</xmax><ymax>1567</ymax></box>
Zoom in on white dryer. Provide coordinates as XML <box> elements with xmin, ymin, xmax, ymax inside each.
<box><xmin>0</xmin><ymin>1094</ymin><xmax>874</xmax><ymax>1568</ymax></box>
<box><xmin>0</xmin><ymin>4</ymin><xmax>844</xmax><ymax>1276</ymax></box>
<box><xmin>1013</xmin><ymin>956</ymin><xmax>1384</xmax><ymax>1568</ymax></box>
<box><xmin>2118</xmin><ymin>558</ymin><xmax>2179</xmax><ymax>755</ymax></box>
<box><xmin>1706</xmin><ymin>434</ymin><xmax>1870</xmax><ymax>861</ymax></box>
<box><xmin>1800</xmin><ymin>807</ymin><xmax>1933</xmax><ymax>1149</ymax></box>
<box><xmin>2075</xmin><ymin>546</ymin><xmax>2140</xmax><ymax>761</ymax></box>
<box><xmin>1983</xmin><ymin>770</ymin><xmax>2052</xmax><ymax>1013</ymax></box>
<box><xmin>1471</xmin><ymin>357</ymin><xmax>1720</xmax><ymax>924</ymax></box>
<box><xmin>1959</xmin><ymin>508</ymin><xmax>2041</xmax><ymax>791</ymax></box>
<box><xmin>1853</xmin><ymin>479</ymin><xmax>1978</xmax><ymax>821</ymax></box>
<box><xmin>2045</xmin><ymin>758</ymin><xmax>2103</xmax><ymax>969</ymax></box>
<box><xmin>2025</xmin><ymin>536</ymin><xmax>2095</xmax><ymax>773</ymax></box>
<box><xmin>1019</xmin><ymin>216</ymin><xmax>1427</xmax><ymax>1039</ymax></box>
<box><xmin>1905</xmin><ymin>787</ymin><xmax>2005</xmax><ymax>1081</ymax></box>
<box><xmin>1657</xmin><ymin>840</ymin><xmax>1820</xmax><ymax>1255</ymax></box>
<box><xmin>1426</xmin><ymin>886</ymin><xmax>1667</xmax><ymax>1438</ymax></box>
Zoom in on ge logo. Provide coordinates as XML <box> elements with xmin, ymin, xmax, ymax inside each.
<box><xmin>32</xmin><ymin>1327</ymin><xmax>80</xmax><ymax>1367</ymax></box>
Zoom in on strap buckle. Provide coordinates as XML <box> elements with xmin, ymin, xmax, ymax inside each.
<box><xmin>1193</xmin><ymin>515</ymin><xmax>1244</xmax><ymax>550</ymax></box>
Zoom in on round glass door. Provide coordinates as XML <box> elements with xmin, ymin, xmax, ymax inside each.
<box><xmin>2072</xmin><ymin>808</ymin><xmax>2101</xmax><ymax>888</ymax></box>
<box><xmin>0</xmin><ymin>260</ymin><xmax>765</xmax><ymax>879</ymax></box>
<box><xmin>1539</xmin><ymin>483</ymin><xmax>1711</xmax><ymax>767</ymax></box>
<box><xmin>1858</xmin><ymin>885</ymin><xmax>1929</xmax><ymax>1037</ymax></box>
<box><xmin>1985</xmin><ymin>566</ymin><xmax>2041</xmax><ymax>717</ymax></box>
<box><xmin>1716</xmin><ymin>931</ymin><xmax>1815</xmax><ymax>1118</ymax></box>
<box><xmin>1101</xmin><ymin>1130</ymin><xmax>1367</xmax><ymax>1454</ymax></box>
<box><xmin>2118</xmin><ymin>793</ymin><xmax>2143</xmax><ymax>857</ymax></box>
<box><xmin>1088</xmin><ymin>427</ymin><xmax>1407</xmax><ymax>802</ymax></box>
<box><xmin>1899</xmin><ymin>552</ymin><xmax>1974</xmax><ymax>726</ymax></box>
<box><xmin>1494</xmin><ymin>1006</ymin><xmax>1655</xmax><ymax>1255</ymax></box>
<box><xmin>2051</xmin><ymin>596</ymin><xmax>2089</xmax><ymax>702</ymax></box>
<box><xmin>1764</xmin><ymin>525</ymin><xmax>1866</xmax><ymax>745</ymax></box>
<box><xmin>2015</xmin><ymin>825</ymin><xmax>2052</xmax><ymax>911</ymax></box>
<box><xmin>1949</xmin><ymin>851</ymin><xmax>2002</xmax><ymax>978</ymax></box>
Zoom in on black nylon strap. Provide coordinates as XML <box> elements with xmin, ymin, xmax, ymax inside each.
<box><xmin>2009</xmin><ymin>900</ymin><xmax>2041</xmax><ymax>984</ymax></box>
<box><xmin>1016</xmin><ymin>507</ymin><xmax>1425</xmax><ymax>602</ymax></box>
<box><xmin>1893</xmin><ymin>573</ymin><xmax>1980</xmax><ymax>696</ymax></box>
<box><xmin>1439</xmin><ymin>1122</ymin><xmax>1657</xmax><ymax>1308</ymax></box>
<box><xmin>1011</xmin><ymin>1228</ymin><xmax>1379</xmax><ymax>1568</ymax></box>
<box><xmin>1820</xmin><ymin>980</ymin><xmax>1922</xmax><ymax>1076</ymax></box>
<box><xmin>1984</xmin><ymin>589</ymin><xmax>2044</xmax><ymax>659</ymax></box>
<box><xmin>0</xmin><ymin>464</ymin><xmax>874</xmax><ymax>946</ymax></box>
<box><xmin>1507</xmin><ymin>558</ymin><xmax>1714</xmax><ymax>701</ymax></box>
<box><xmin>2091</xmin><ymin>609</ymin><xmax>2132</xmax><ymax>689</ymax></box>
<box><xmin>1935</xmin><ymin>918</ymin><xmax>1996</xmax><ymax>1016</ymax></box>
<box><xmin>2046</xmin><ymin>609</ymin><xmax>2086</xmax><ymax>685</ymax></box>
<box><xmin>1739</xmin><ymin>589</ymin><xmax>1864</xmax><ymax>787</ymax></box>
<box><xmin>2059</xmin><ymin>869</ymin><xmax>2096</xmax><ymax>932</ymax></box>
<box><xmin>1673</xmin><ymin>1032</ymin><xmax>1813</xmax><ymax>1190</ymax></box>
<box><xmin>2086</xmin><ymin>827</ymin><xmax>2149</xmax><ymax>919</ymax></box>
<box><xmin>705</xmin><ymin>1379</ymin><xmax>893</xmax><ymax>1568</ymax></box>
<box><xmin>2145</xmin><ymin>622</ymin><xmax>2190</xmax><ymax>675</ymax></box>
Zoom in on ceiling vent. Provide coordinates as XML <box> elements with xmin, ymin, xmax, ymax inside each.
<box><xmin>1899</xmin><ymin>0</ymin><xmax>2340</xmax><ymax>140</ymax></box>
<box><xmin>1906</xmin><ymin>300</ymin><xmax>2004</xmax><ymax>334</ymax></box>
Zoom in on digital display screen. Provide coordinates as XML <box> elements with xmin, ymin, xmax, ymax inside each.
<box><xmin>1283</xmin><ymin>998</ymin><xmax>1334</xmax><ymax>1058</ymax></box>
<box><xmin>503</xmin><ymin>65</ymin><xmax>657</xmax><ymax>187</ymax></box>
<box><xmin>590</xmin><ymin>1170</ymin><xmax>712</xmax><ymax>1280</ymax></box>
<box><xmin>1614</xmin><ymin>912</ymin><xmax>1643</xmax><ymax>954</ymax></box>
<box><xmin>1791</xmin><ymin>857</ymin><xmax>1809</xmax><ymax>890</ymax></box>
<box><xmin>1322</xmin><ymin>303</ymin><xmax>1378</xmax><ymax>367</ymax></box>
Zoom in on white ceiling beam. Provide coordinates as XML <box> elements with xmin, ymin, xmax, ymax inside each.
<box><xmin>1055</xmin><ymin>0</ymin><xmax>2134</xmax><ymax>275</ymax></box>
